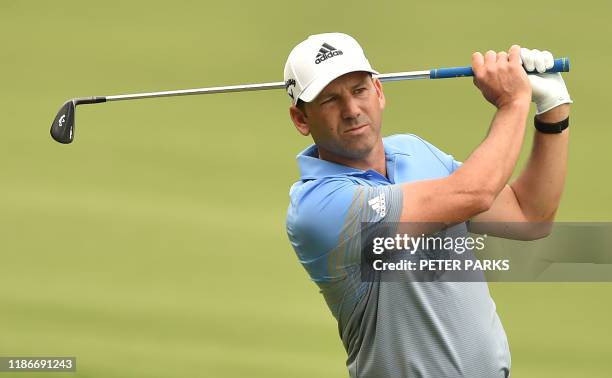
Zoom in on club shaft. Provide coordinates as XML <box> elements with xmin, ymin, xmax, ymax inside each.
<box><xmin>104</xmin><ymin>71</ymin><xmax>431</xmax><ymax>102</ymax></box>
<box><xmin>94</xmin><ymin>57</ymin><xmax>570</xmax><ymax>103</ymax></box>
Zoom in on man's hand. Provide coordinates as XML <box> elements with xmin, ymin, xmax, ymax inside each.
<box><xmin>520</xmin><ymin>48</ymin><xmax>573</xmax><ymax>116</ymax></box>
<box><xmin>472</xmin><ymin>45</ymin><xmax>532</xmax><ymax>110</ymax></box>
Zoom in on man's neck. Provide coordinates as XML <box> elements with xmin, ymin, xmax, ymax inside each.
<box><xmin>317</xmin><ymin>141</ymin><xmax>387</xmax><ymax>177</ymax></box>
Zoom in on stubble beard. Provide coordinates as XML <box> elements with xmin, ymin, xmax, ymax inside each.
<box><xmin>318</xmin><ymin>124</ymin><xmax>381</xmax><ymax>162</ymax></box>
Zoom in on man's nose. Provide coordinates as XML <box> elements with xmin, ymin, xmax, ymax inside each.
<box><xmin>340</xmin><ymin>96</ymin><xmax>361</xmax><ymax>120</ymax></box>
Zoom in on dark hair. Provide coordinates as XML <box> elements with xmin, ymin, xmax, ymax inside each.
<box><xmin>296</xmin><ymin>99</ymin><xmax>307</xmax><ymax>117</ymax></box>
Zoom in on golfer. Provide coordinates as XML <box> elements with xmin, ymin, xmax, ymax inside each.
<box><xmin>284</xmin><ymin>33</ymin><xmax>571</xmax><ymax>377</ymax></box>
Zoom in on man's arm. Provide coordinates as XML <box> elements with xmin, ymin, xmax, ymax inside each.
<box><xmin>514</xmin><ymin>105</ymin><xmax>570</xmax><ymax>221</ymax></box>
<box><xmin>471</xmin><ymin>105</ymin><xmax>569</xmax><ymax>225</ymax></box>
<box><xmin>471</xmin><ymin>48</ymin><xmax>573</xmax><ymax>239</ymax></box>
<box><xmin>399</xmin><ymin>46</ymin><xmax>532</xmax><ymax>226</ymax></box>
<box><xmin>400</xmin><ymin>103</ymin><xmax>530</xmax><ymax>224</ymax></box>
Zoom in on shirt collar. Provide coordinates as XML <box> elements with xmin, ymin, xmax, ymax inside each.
<box><xmin>296</xmin><ymin>139</ymin><xmax>409</xmax><ymax>181</ymax></box>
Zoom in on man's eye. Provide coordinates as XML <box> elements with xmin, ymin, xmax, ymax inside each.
<box><xmin>354</xmin><ymin>87</ymin><xmax>367</xmax><ymax>94</ymax></box>
<box><xmin>320</xmin><ymin>97</ymin><xmax>335</xmax><ymax>105</ymax></box>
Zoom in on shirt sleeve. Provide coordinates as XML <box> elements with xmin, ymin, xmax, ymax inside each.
<box><xmin>287</xmin><ymin>178</ymin><xmax>403</xmax><ymax>283</ymax></box>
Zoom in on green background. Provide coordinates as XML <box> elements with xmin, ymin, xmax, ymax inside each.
<box><xmin>1</xmin><ymin>0</ymin><xmax>610</xmax><ymax>376</ymax></box>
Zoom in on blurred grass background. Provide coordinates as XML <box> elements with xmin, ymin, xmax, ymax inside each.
<box><xmin>1</xmin><ymin>0</ymin><xmax>610</xmax><ymax>376</ymax></box>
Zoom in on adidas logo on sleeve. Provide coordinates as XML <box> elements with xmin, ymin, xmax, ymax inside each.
<box><xmin>368</xmin><ymin>193</ymin><xmax>387</xmax><ymax>218</ymax></box>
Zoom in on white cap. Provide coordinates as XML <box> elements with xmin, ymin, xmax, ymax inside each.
<box><xmin>283</xmin><ymin>33</ymin><xmax>378</xmax><ymax>105</ymax></box>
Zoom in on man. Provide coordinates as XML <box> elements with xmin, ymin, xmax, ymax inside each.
<box><xmin>284</xmin><ymin>33</ymin><xmax>571</xmax><ymax>377</ymax></box>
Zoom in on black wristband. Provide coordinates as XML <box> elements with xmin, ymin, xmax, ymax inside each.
<box><xmin>534</xmin><ymin>116</ymin><xmax>569</xmax><ymax>134</ymax></box>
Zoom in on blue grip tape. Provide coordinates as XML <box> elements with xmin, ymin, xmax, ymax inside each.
<box><xmin>430</xmin><ymin>66</ymin><xmax>473</xmax><ymax>79</ymax></box>
<box><xmin>430</xmin><ymin>57</ymin><xmax>570</xmax><ymax>79</ymax></box>
<box><xmin>552</xmin><ymin>57</ymin><xmax>570</xmax><ymax>73</ymax></box>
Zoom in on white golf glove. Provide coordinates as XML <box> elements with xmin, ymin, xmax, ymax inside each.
<box><xmin>520</xmin><ymin>48</ymin><xmax>573</xmax><ymax>115</ymax></box>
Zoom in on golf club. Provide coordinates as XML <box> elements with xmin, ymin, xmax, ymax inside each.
<box><xmin>50</xmin><ymin>57</ymin><xmax>570</xmax><ymax>144</ymax></box>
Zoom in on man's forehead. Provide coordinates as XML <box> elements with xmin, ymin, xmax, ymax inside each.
<box><xmin>317</xmin><ymin>71</ymin><xmax>371</xmax><ymax>98</ymax></box>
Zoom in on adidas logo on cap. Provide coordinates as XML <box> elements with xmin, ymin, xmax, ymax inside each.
<box><xmin>315</xmin><ymin>43</ymin><xmax>343</xmax><ymax>64</ymax></box>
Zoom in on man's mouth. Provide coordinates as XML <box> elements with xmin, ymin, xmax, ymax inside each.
<box><xmin>344</xmin><ymin>124</ymin><xmax>368</xmax><ymax>134</ymax></box>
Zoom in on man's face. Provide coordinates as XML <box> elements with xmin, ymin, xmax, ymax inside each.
<box><xmin>290</xmin><ymin>71</ymin><xmax>386</xmax><ymax>161</ymax></box>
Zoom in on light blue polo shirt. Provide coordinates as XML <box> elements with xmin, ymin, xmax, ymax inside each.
<box><xmin>287</xmin><ymin>134</ymin><xmax>460</xmax><ymax>287</ymax></box>
<box><xmin>286</xmin><ymin>134</ymin><xmax>511</xmax><ymax>378</ymax></box>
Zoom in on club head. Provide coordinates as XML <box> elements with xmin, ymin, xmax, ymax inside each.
<box><xmin>50</xmin><ymin>100</ymin><xmax>76</xmax><ymax>144</ymax></box>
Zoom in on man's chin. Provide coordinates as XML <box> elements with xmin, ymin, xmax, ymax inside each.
<box><xmin>338</xmin><ymin>143</ymin><xmax>377</xmax><ymax>160</ymax></box>
<box><xmin>316</xmin><ymin>134</ymin><xmax>382</xmax><ymax>162</ymax></box>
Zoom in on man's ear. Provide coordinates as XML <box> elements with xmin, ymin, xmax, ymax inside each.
<box><xmin>372</xmin><ymin>77</ymin><xmax>386</xmax><ymax>110</ymax></box>
<box><xmin>289</xmin><ymin>105</ymin><xmax>310</xmax><ymax>136</ymax></box>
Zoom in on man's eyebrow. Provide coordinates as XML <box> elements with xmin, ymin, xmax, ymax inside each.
<box><xmin>351</xmin><ymin>77</ymin><xmax>370</xmax><ymax>89</ymax></box>
<box><xmin>318</xmin><ymin>77</ymin><xmax>370</xmax><ymax>101</ymax></box>
<box><xmin>316</xmin><ymin>90</ymin><xmax>338</xmax><ymax>102</ymax></box>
